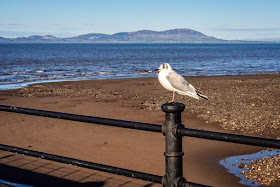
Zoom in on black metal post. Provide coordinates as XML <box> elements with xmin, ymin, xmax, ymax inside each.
<box><xmin>161</xmin><ymin>102</ymin><xmax>186</xmax><ymax>187</ymax></box>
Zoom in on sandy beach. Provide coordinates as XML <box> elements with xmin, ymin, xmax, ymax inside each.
<box><xmin>0</xmin><ymin>73</ymin><xmax>280</xmax><ymax>186</ymax></box>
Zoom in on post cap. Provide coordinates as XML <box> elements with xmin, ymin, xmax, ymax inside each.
<box><xmin>161</xmin><ymin>102</ymin><xmax>185</xmax><ymax>113</ymax></box>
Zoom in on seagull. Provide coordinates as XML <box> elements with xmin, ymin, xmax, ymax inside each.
<box><xmin>154</xmin><ymin>63</ymin><xmax>208</xmax><ymax>102</ymax></box>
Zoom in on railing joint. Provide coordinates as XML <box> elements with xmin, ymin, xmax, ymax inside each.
<box><xmin>175</xmin><ymin>177</ymin><xmax>186</xmax><ymax>187</ymax></box>
<box><xmin>162</xmin><ymin>123</ymin><xmax>166</xmax><ymax>136</ymax></box>
<box><xmin>172</xmin><ymin>123</ymin><xmax>185</xmax><ymax>137</ymax></box>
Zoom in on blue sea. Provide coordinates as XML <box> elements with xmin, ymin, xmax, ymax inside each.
<box><xmin>0</xmin><ymin>43</ymin><xmax>279</xmax><ymax>90</ymax></box>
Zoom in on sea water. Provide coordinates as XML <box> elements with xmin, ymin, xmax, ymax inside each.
<box><xmin>0</xmin><ymin>43</ymin><xmax>279</xmax><ymax>90</ymax></box>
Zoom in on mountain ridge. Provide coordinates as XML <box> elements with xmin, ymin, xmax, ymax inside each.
<box><xmin>0</xmin><ymin>28</ymin><xmax>236</xmax><ymax>43</ymax></box>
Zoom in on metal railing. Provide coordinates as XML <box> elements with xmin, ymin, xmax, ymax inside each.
<box><xmin>1</xmin><ymin>103</ymin><xmax>280</xmax><ymax>187</ymax></box>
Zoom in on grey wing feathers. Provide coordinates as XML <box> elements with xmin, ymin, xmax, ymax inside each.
<box><xmin>166</xmin><ymin>70</ymin><xmax>196</xmax><ymax>93</ymax></box>
<box><xmin>166</xmin><ymin>70</ymin><xmax>208</xmax><ymax>100</ymax></box>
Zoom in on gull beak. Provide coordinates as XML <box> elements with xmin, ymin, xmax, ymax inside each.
<box><xmin>153</xmin><ymin>69</ymin><xmax>159</xmax><ymax>71</ymax></box>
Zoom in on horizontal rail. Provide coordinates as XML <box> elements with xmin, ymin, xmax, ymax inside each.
<box><xmin>0</xmin><ymin>105</ymin><xmax>162</xmax><ymax>133</ymax></box>
<box><xmin>0</xmin><ymin>144</ymin><xmax>163</xmax><ymax>184</ymax></box>
<box><xmin>0</xmin><ymin>104</ymin><xmax>209</xmax><ymax>187</ymax></box>
<box><xmin>3</xmin><ymin>103</ymin><xmax>279</xmax><ymax>186</ymax></box>
<box><xmin>178</xmin><ymin>127</ymin><xmax>280</xmax><ymax>149</ymax></box>
<box><xmin>1</xmin><ymin>105</ymin><xmax>279</xmax><ymax>149</ymax></box>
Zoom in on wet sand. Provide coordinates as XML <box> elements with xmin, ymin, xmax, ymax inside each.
<box><xmin>0</xmin><ymin>73</ymin><xmax>279</xmax><ymax>186</ymax></box>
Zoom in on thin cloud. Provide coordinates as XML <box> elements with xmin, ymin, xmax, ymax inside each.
<box><xmin>81</xmin><ymin>24</ymin><xmax>95</xmax><ymax>26</ymax></box>
<box><xmin>211</xmin><ymin>28</ymin><xmax>280</xmax><ymax>32</ymax></box>
<box><xmin>0</xmin><ymin>24</ymin><xmax>25</xmax><ymax>26</ymax></box>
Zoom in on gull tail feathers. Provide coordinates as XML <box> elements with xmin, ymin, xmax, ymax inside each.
<box><xmin>176</xmin><ymin>90</ymin><xmax>201</xmax><ymax>100</ymax></box>
<box><xmin>197</xmin><ymin>91</ymin><xmax>208</xmax><ymax>100</ymax></box>
<box><xmin>176</xmin><ymin>90</ymin><xmax>208</xmax><ymax>100</ymax></box>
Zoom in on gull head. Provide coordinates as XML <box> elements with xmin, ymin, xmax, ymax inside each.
<box><xmin>154</xmin><ymin>63</ymin><xmax>172</xmax><ymax>72</ymax></box>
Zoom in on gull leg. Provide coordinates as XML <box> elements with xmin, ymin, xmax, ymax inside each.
<box><xmin>169</xmin><ymin>91</ymin><xmax>175</xmax><ymax>103</ymax></box>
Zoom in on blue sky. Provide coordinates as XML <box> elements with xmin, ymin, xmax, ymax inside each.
<box><xmin>1</xmin><ymin>0</ymin><xmax>280</xmax><ymax>40</ymax></box>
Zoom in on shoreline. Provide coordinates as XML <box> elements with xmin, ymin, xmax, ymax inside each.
<box><xmin>1</xmin><ymin>71</ymin><xmax>279</xmax><ymax>91</ymax></box>
<box><xmin>0</xmin><ymin>73</ymin><xmax>280</xmax><ymax>186</ymax></box>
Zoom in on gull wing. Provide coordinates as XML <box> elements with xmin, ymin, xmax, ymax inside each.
<box><xmin>166</xmin><ymin>70</ymin><xmax>196</xmax><ymax>93</ymax></box>
<box><xmin>166</xmin><ymin>70</ymin><xmax>207</xmax><ymax>100</ymax></box>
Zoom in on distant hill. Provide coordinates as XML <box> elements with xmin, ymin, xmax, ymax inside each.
<box><xmin>0</xmin><ymin>35</ymin><xmax>63</xmax><ymax>43</ymax></box>
<box><xmin>0</xmin><ymin>28</ymin><xmax>235</xmax><ymax>43</ymax></box>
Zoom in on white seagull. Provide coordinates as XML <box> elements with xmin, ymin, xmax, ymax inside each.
<box><xmin>154</xmin><ymin>63</ymin><xmax>208</xmax><ymax>102</ymax></box>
